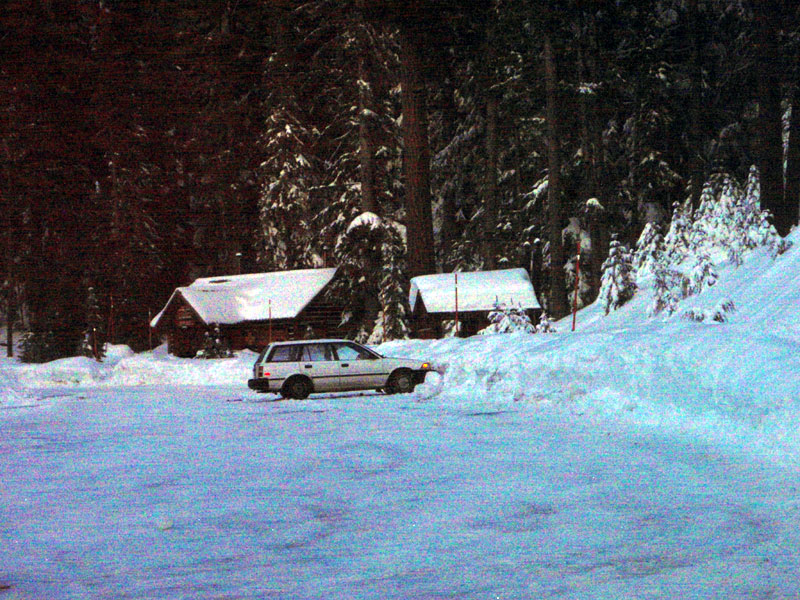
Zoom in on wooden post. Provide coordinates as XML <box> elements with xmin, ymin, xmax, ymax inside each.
<box><xmin>108</xmin><ymin>294</ymin><xmax>114</xmax><ymax>344</ymax></box>
<box><xmin>6</xmin><ymin>305</ymin><xmax>12</xmax><ymax>358</ymax></box>
<box><xmin>454</xmin><ymin>272</ymin><xmax>459</xmax><ymax>338</ymax></box>
<box><xmin>572</xmin><ymin>237</ymin><xmax>582</xmax><ymax>332</ymax></box>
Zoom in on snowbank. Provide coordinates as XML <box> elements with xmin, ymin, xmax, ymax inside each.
<box><xmin>381</xmin><ymin>229</ymin><xmax>800</xmax><ymax>463</ymax></box>
<box><xmin>2</xmin><ymin>345</ymin><xmax>254</xmax><ymax>391</ymax></box>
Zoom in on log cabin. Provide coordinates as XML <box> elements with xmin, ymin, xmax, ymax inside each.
<box><xmin>151</xmin><ymin>268</ymin><xmax>343</xmax><ymax>357</ymax></box>
<box><xmin>409</xmin><ymin>268</ymin><xmax>542</xmax><ymax>338</ymax></box>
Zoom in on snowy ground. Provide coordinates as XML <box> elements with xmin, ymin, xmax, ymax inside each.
<box><xmin>1</xmin><ymin>231</ymin><xmax>799</xmax><ymax>598</ymax></box>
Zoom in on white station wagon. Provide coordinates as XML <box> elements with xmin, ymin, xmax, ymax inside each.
<box><xmin>247</xmin><ymin>339</ymin><xmax>434</xmax><ymax>399</ymax></box>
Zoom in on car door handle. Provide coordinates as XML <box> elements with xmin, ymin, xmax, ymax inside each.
<box><xmin>305</xmin><ymin>364</ymin><xmax>313</xmax><ymax>369</ymax></box>
<box><xmin>341</xmin><ymin>363</ymin><xmax>349</xmax><ymax>368</ymax></box>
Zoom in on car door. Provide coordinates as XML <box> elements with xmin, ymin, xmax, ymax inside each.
<box><xmin>331</xmin><ymin>342</ymin><xmax>386</xmax><ymax>390</ymax></box>
<box><xmin>300</xmin><ymin>343</ymin><xmax>340</xmax><ymax>392</ymax></box>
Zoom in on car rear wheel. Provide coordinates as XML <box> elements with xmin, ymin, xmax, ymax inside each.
<box><xmin>387</xmin><ymin>370</ymin><xmax>415</xmax><ymax>395</ymax></box>
<box><xmin>281</xmin><ymin>376</ymin><xmax>311</xmax><ymax>400</ymax></box>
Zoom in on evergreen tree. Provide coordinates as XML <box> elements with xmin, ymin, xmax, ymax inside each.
<box><xmin>633</xmin><ymin>222</ymin><xmax>665</xmax><ymax>279</ymax></box>
<box><xmin>479</xmin><ymin>300</ymin><xmax>536</xmax><ymax>335</ymax></box>
<box><xmin>598</xmin><ymin>235</ymin><xmax>637</xmax><ymax>314</ymax></box>
<box><xmin>370</xmin><ymin>225</ymin><xmax>410</xmax><ymax>343</ymax></box>
<box><xmin>196</xmin><ymin>324</ymin><xmax>233</xmax><ymax>359</ymax></box>
<box><xmin>80</xmin><ymin>286</ymin><xmax>106</xmax><ymax>361</ymax></box>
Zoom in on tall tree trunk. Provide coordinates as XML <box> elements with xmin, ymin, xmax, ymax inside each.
<box><xmin>785</xmin><ymin>85</ymin><xmax>800</xmax><ymax>227</ymax></box>
<box><xmin>358</xmin><ymin>59</ymin><xmax>377</xmax><ymax>213</ymax></box>
<box><xmin>398</xmin><ymin>25</ymin><xmax>435</xmax><ymax>277</ymax></box>
<box><xmin>438</xmin><ymin>81</ymin><xmax>459</xmax><ymax>271</ymax></box>
<box><xmin>687</xmin><ymin>0</ymin><xmax>705</xmax><ymax>212</ymax></box>
<box><xmin>544</xmin><ymin>34</ymin><xmax>568</xmax><ymax>318</ymax></box>
<box><xmin>483</xmin><ymin>92</ymin><xmax>499</xmax><ymax>269</ymax></box>
<box><xmin>754</xmin><ymin>7</ymin><xmax>791</xmax><ymax>236</ymax></box>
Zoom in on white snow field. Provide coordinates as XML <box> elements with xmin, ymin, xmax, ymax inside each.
<box><xmin>1</xmin><ymin>230</ymin><xmax>799</xmax><ymax>599</ymax></box>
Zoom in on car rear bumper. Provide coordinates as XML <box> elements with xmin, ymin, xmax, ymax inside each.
<box><xmin>248</xmin><ymin>378</ymin><xmax>272</xmax><ymax>392</ymax></box>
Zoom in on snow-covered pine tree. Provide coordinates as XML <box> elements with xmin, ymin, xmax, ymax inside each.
<box><xmin>80</xmin><ymin>286</ymin><xmax>106</xmax><ymax>361</ymax></box>
<box><xmin>479</xmin><ymin>300</ymin><xmax>536</xmax><ymax>334</ymax></box>
<box><xmin>633</xmin><ymin>222</ymin><xmax>665</xmax><ymax>279</ymax></box>
<box><xmin>256</xmin><ymin>107</ymin><xmax>319</xmax><ymax>271</ymax></box>
<box><xmin>598</xmin><ymin>235</ymin><xmax>637</xmax><ymax>314</ymax></box>
<box><xmin>648</xmin><ymin>261</ymin><xmax>686</xmax><ymax>317</ymax></box>
<box><xmin>663</xmin><ymin>201</ymin><xmax>692</xmax><ymax>261</ymax></box>
<box><xmin>535</xmin><ymin>311</ymin><xmax>557</xmax><ymax>333</ymax></box>
<box><xmin>334</xmin><ymin>212</ymin><xmax>410</xmax><ymax>342</ymax></box>
<box><xmin>368</xmin><ymin>225</ymin><xmax>410</xmax><ymax>343</ymax></box>
<box><xmin>195</xmin><ymin>324</ymin><xmax>233</xmax><ymax>359</ymax></box>
<box><xmin>686</xmin><ymin>251</ymin><xmax>718</xmax><ymax>295</ymax></box>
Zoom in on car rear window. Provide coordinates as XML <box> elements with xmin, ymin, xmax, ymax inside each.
<box><xmin>268</xmin><ymin>345</ymin><xmax>301</xmax><ymax>362</ymax></box>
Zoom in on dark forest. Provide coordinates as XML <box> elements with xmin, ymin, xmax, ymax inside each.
<box><xmin>1</xmin><ymin>0</ymin><xmax>799</xmax><ymax>359</ymax></box>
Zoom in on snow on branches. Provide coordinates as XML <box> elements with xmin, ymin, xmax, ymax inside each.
<box><xmin>478</xmin><ymin>301</ymin><xmax>555</xmax><ymax>335</ymax></box>
<box><xmin>634</xmin><ymin>165</ymin><xmax>790</xmax><ymax>319</ymax></box>
<box><xmin>599</xmin><ymin>235</ymin><xmax>637</xmax><ymax>314</ymax></box>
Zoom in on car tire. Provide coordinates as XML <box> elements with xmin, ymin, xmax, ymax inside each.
<box><xmin>282</xmin><ymin>376</ymin><xmax>311</xmax><ymax>400</ymax></box>
<box><xmin>387</xmin><ymin>370</ymin><xmax>415</xmax><ymax>395</ymax></box>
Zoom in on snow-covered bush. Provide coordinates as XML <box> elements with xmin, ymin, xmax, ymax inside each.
<box><xmin>479</xmin><ymin>301</ymin><xmax>536</xmax><ymax>335</ymax></box>
<box><xmin>441</xmin><ymin>319</ymin><xmax>462</xmax><ymax>338</ymax></box>
<box><xmin>535</xmin><ymin>311</ymin><xmax>557</xmax><ymax>333</ymax></box>
<box><xmin>598</xmin><ymin>235</ymin><xmax>637</xmax><ymax>314</ymax></box>
<box><xmin>20</xmin><ymin>329</ymin><xmax>59</xmax><ymax>364</ymax></box>
<box><xmin>195</xmin><ymin>324</ymin><xmax>233</xmax><ymax>359</ymax></box>
<box><xmin>680</xmin><ymin>299</ymin><xmax>736</xmax><ymax>323</ymax></box>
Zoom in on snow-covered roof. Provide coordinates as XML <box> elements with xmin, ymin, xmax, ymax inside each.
<box><xmin>151</xmin><ymin>268</ymin><xmax>337</xmax><ymax>328</ymax></box>
<box><xmin>409</xmin><ymin>268</ymin><xmax>541</xmax><ymax>314</ymax></box>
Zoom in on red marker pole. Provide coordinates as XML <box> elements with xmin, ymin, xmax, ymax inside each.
<box><xmin>454</xmin><ymin>272</ymin><xmax>459</xmax><ymax>338</ymax></box>
<box><xmin>572</xmin><ymin>237</ymin><xmax>582</xmax><ymax>332</ymax></box>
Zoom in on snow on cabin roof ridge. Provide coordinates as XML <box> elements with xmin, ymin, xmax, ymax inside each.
<box><xmin>151</xmin><ymin>267</ymin><xmax>338</xmax><ymax>328</ymax></box>
<box><xmin>409</xmin><ymin>268</ymin><xmax>541</xmax><ymax>314</ymax></box>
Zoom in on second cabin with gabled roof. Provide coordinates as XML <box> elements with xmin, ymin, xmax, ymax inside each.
<box><xmin>408</xmin><ymin>268</ymin><xmax>542</xmax><ymax>338</ymax></box>
<box><xmin>150</xmin><ymin>268</ymin><xmax>344</xmax><ymax>357</ymax></box>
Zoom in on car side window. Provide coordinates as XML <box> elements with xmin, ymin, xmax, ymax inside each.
<box><xmin>303</xmin><ymin>343</ymin><xmax>331</xmax><ymax>362</ymax></box>
<box><xmin>332</xmin><ymin>343</ymin><xmax>370</xmax><ymax>361</ymax></box>
<box><xmin>268</xmin><ymin>345</ymin><xmax>300</xmax><ymax>362</ymax></box>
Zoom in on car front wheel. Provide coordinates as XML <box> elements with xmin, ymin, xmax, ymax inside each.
<box><xmin>387</xmin><ymin>370</ymin><xmax>415</xmax><ymax>395</ymax></box>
